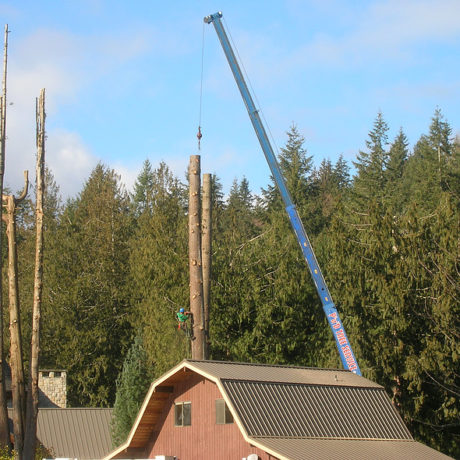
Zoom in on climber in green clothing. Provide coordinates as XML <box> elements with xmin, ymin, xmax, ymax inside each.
<box><xmin>176</xmin><ymin>308</ymin><xmax>195</xmax><ymax>339</ymax></box>
<box><xmin>176</xmin><ymin>308</ymin><xmax>191</xmax><ymax>327</ymax></box>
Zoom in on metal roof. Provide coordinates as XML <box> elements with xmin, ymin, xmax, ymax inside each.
<box><xmin>222</xmin><ymin>380</ymin><xmax>412</xmax><ymax>440</ymax></box>
<box><xmin>37</xmin><ymin>408</ymin><xmax>113</xmax><ymax>459</ymax></box>
<box><xmin>186</xmin><ymin>359</ymin><xmax>381</xmax><ymax>388</ymax></box>
<box><xmin>256</xmin><ymin>437</ymin><xmax>452</xmax><ymax>460</ymax></box>
<box><xmin>105</xmin><ymin>360</ymin><xmax>450</xmax><ymax>460</ymax></box>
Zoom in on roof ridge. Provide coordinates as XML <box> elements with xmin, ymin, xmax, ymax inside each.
<box><xmin>221</xmin><ymin>379</ymin><xmax>381</xmax><ymax>389</ymax></box>
<box><xmin>185</xmin><ymin>359</ymin><xmax>350</xmax><ymax>373</ymax></box>
<box><xmin>38</xmin><ymin>407</ymin><xmax>113</xmax><ymax>411</ymax></box>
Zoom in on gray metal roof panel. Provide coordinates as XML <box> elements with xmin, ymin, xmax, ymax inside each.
<box><xmin>37</xmin><ymin>408</ymin><xmax>113</xmax><ymax>459</ymax></box>
<box><xmin>254</xmin><ymin>437</ymin><xmax>453</xmax><ymax>460</ymax></box>
<box><xmin>186</xmin><ymin>360</ymin><xmax>381</xmax><ymax>388</ymax></box>
<box><xmin>222</xmin><ymin>380</ymin><xmax>412</xmax><ymax>440</ymax></box>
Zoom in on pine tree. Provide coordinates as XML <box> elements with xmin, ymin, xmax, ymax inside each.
<box><xmin>111</xmin><ymin>335</ymin><xmax>153</xmax><ymax>447</ymax></box>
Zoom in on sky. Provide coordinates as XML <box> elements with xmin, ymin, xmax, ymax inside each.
<box><xmin>0</xmin><ymin>0</ymin><xmax>459</xmax><ymax>199</ymax></box>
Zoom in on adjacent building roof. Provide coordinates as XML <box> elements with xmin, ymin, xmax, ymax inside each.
<box><xmin>106</xmin><ymin>360</ymin><xmax>451</xmax><ymax>460</ymax></box>
<box><xmin>37</xmin><ymin>408</ymin><xmax>113</xmax><ymax>459</ymax></box>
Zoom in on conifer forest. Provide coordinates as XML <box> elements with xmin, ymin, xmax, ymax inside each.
<box><xmin>5</xmin><ymin>110</ymin><xmax>459</xmax><ymax>457</ymax></box>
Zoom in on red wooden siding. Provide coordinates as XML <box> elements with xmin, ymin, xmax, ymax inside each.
<box><xmin>146</xmin><ymin>374</ymin><xmax>276</xmax><ymax>460</ymax></box>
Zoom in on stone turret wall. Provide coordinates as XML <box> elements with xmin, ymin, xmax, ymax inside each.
<box><xmin>38</xmin><ymin>370</ymin><xmax>67</xmax><ymax>408</ymax></box>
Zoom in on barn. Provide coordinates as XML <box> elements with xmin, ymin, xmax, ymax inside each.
<box><xmin>105</xmin><ymin>359</ymin><xmax>451</xmax><ymax>460</ymax></box>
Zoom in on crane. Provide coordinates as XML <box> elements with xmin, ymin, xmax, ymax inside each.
<box><xmin>204</xmin><ymin>12</ymin><xmax>361</xmax><ymax>375</ymax></box>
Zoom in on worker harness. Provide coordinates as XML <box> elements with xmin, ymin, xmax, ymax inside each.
<box><xmin>177</xmin><ymin>312</ymin><xmax>195</xmax><ymax>341</ymax></box>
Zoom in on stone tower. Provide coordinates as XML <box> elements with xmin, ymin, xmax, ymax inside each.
<box><xmin>38</xmin><ymin>370</ymin><xmax>67</xmax><ymax>408</ymax></box>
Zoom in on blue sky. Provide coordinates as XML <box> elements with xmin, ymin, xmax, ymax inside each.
<box><xmin>1</xmin><ymin>0</ymin><xmax>459</xmax><ymax>198</ymax></box>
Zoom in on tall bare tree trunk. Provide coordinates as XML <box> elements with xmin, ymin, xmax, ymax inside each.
<box><xmin>24</xmin><ymin>89</ymin><xmax>45</xmax><ymax>459</ymax></box>
<box><xmin>189</xmin><ymin>156</ymin><xmax>204</xmax><ymax>360</ymax></box>
<box><xmin>3</xmin><ymin>172</ymin><xmax>28</xmax><ymax>459</ymax></box>
<box><xmin>201</xmin><ymin>173</ymin><xmax>212</xmax><ymax>360</ymax></box>
<box><xmin>0</xmin><ymin>24</ymin><xmax>10</xmax><ymax>450</ymax></box>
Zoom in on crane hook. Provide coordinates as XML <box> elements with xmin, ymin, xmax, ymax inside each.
<box><xmin>197</xmin><ymin>126</ymin><xmax>203</xmax><ymax>151</ymax></box>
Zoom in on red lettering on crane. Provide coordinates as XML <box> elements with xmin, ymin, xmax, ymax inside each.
<box><xmin>328</xmin><ymin>312</ymin><xmax>341</xmax><ymax>329</ymax></box>
<box><xmin>335</xmin><ymin>329</ymin><xmax>348</xmax><ymax>346</ymax></box>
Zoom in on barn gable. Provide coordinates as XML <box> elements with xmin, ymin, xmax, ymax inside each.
<box><xmin>105</xmin><ymin>360</ymin><xmax>451</xmax><ymax>460</ymax></box>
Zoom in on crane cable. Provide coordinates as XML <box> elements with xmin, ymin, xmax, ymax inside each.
<box><xmin>197</xmin><ymin>21</ymin><xmax>205</xmax><ymax>151</ymax></box>
<box><xmin>222</xmin><ymin>16</ymin><xmax>281</xmax><ymax>157</ymax></box>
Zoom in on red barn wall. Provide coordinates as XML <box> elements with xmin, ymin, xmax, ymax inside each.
<box><xmin>146</xmin><ymin>373</ymin><xmax>276</xmax><ymax>460</ymax></box>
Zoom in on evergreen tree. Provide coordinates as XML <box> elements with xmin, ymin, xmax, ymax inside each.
<box><xmin>353</xmin><ymin>112</ymin><xmax>390</xmax><ymax>207</ymax></box>
<box><xmin>403</xmin><ymin>110</ymin><xmax>455</xmax><ymax>213</ymax></box>
<box><xmin>385</xmin><ymin>128</ymin><xmax>409</xmax><ymax>211</ymax></box>
<box><xmin>128</xmin><ymin>162</ymin><xmax>188</xmax><ymax>376</ymax></box>
<box><xmin>333</xmin><ymin>155</ymin><xmax>352</xmax><ymax>190</ymax></box>
<box><xmin>111</xmin><ymin>335</ymin><xmax>153</xmax><ymax>447</ymax></box>
<box><xmin>212</xmin><ymin>126</ymin><xmax>335</xmax><ymax>367</ymax></box>
<box><xmin>2</xmin><ymin>112</ymin><xmax>453</xmax><ymax>455</ymax></box>
<box><xmin>326</xmin><ymin>190</ymin><xmax>459</xmax><ymax>457</ymax></box>
<box><xmin>222</xmin><ymin>177</ymin><xmax>256</xmax><ymax>247</ymax></box>
<box><xmin>41</xmin><ymin>164</ymin><xmax>133</xmax><ymax>406</ymax></box>
<box><xmin>263</xmin><ymin>124</ymin><xmax>313</xmax><ymax>210</ymax></box>
<box><xmin>446</xmin><ymin>135</ymin><xmax>460</xmax><ymax>199</ymax></box>
<box><xmin>260</xmin><ymin>126</ymin><xmax>337</xmax><ymax>367</ymax></box>
<box><xmin>211</xmin><ymin>175</ymin><xmax>261</xmax><ymax>362</ymax></box>
<box><xmin>401</xmin><ymin>194</ymin><xmax>459</xmax><ymax>456</ymax></box>
<box><xmin>310</xmin><ymin>155</ymin><xmax>351</xmax><ymax>234</ymax></box>
<box><xmin>131</xmin><ymin>159</ymin><xmax>155</xmax><ymax>217</ymax></box>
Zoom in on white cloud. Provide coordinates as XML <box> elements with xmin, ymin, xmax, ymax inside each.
<box><xmin>45</xmin><ymin>130</ymin><xmax>97</xmax><ymax>198</ymax></box>
<box><xmin>283</xmin><ymin>0</ymin><xmax>460</xmax><ymax>70</ymax></box>
<box><xmin>366</xmin><ymin>0</ymin><xmax>460</xmax><ymax>44</ymax></box>
<box><xmin>112</xmin><ymin>162</ymin><xmax>139</xmax><ymax>196</ymax></box>
<box><xmin>2</xmin><ymin>25</ymin><xmax>154</xmax><ymax>198</ymax></box>
<box><xmin>3</xmin><ymin>125</ymin><xmax>96</xmax><ymax>199</ymax></box>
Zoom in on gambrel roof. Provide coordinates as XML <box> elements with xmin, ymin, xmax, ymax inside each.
<box><xmin>106</xmin><ymin>360</ymin><xmax>451</xmax><ymax>460</ymax></box>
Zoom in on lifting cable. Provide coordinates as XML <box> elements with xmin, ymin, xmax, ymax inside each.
<box><xmin>197</xmin><ymin>21</ymin><xmax>205</xmax><ymax>151</ymax></box>
<box><xmin>222</xmin><ymin>16</ymin><xmax>281</xmax><ymax>156</ymax></box>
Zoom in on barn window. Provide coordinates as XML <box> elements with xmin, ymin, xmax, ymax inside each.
<box><xmin>216</xmin><ymin>399</ymin><xmax>234</xmax><ymax>424</ymax></box>
<box><xmin>174</xmin><ymin>402</ymin><xmax>191</xmax><ymax>426</ymax></box>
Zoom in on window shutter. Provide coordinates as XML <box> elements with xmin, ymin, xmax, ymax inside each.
<box><xmin>216</xmin><ymin>399</ymin><xmax>225</xmax><ymax>424</ymax></box>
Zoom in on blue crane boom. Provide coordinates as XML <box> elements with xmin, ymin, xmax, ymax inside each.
<box><xmin>204</xmin><ymin>12</ymin><xmax>361</xmax><ymax>375</ymax></box>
